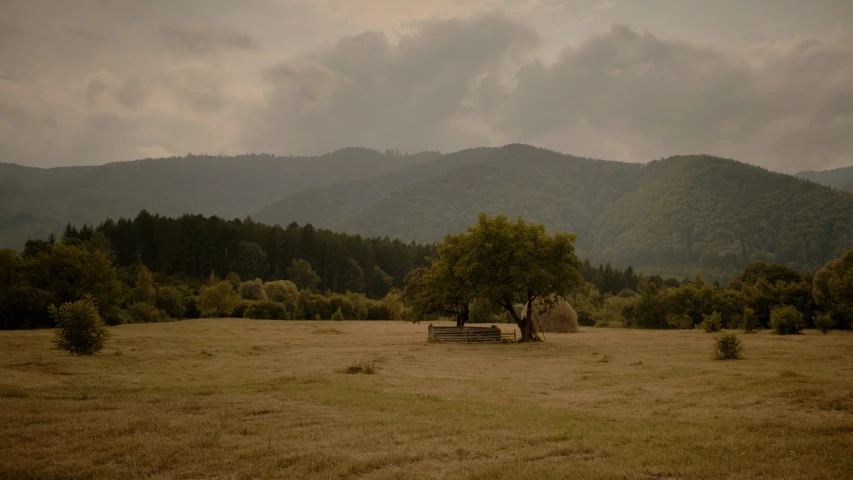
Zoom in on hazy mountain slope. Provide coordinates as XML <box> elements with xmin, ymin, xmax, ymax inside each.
<box><xmin>334</xmin><ymin>144</ymin><xmax>644</xmax><ymax>248</ymax></box>
<box><xmin>840</xmin><ymin>178</ymin><xmax>853</xmax><ymax>193</ymax></box>
<box><xmin>254</xmin><ymin>147</ymin><xmax>497</xmax><ymax>228</ymax></box>
<box><xmin>796</xmin><ymin>166</ymin><xmax>853</xmax><ymax>189</ymax></box>
<box><xmin>592</xmin><ymin>156</ymin><xmax>853</xmax><ymax>274</ymax></box>
<box><xmin>0</xmin><ymin>148</ymin><xmax>431</xmax><ymax>249</ymax></box>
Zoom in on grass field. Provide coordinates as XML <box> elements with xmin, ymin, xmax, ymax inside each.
<box><xmin>1</xmin><ymin>320</ymin><xmax>852</xmax><ymax>479</ymax></box>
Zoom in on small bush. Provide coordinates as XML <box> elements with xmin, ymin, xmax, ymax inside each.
<box><xmin>366</xmin><ymin>299</ymin><xmax>390</xmax><ymax>320</ymax></box>
<box><xmin>198</xmin><ymin>281</ymin><xmax>241</xmax><ymax>317</ymax></box>
<box><xmin>244</xmin><ymin>300</ymin><xmax>288</xmax><ymax>320</ymax></box>
<box><xmin>52</xmin><ymin>295</ymin><xmax>109</xmax><ymax>355</ymax></box>
<box><xmin>344</xmin><ymin>361</ymin><xmax>377</xmax><ymax>374</ymax></box>
<box><xmin>238</xmin><ymin>279</ymin><xmax>267</xmax><ymax>301</ymax></box>
<box><xmin>331</xmin><ymin>307</ymin><xmax>344</xmax><ymax>321</ymax></box>
<box><xmin>298</xmin><ymin>291</ymin><xmax>332</xmax><ymax>320</ymax></box>
<box><xmin>156</xmin><ymin>286</ymin><xmax>187</xmax><ymax>319</ymax></box>
<box><xmin>232</xmin><ymin>299</ymin><xmax>252</xmax><ymax>319</ymax></box>
<box><xmin>184</xmin><ymin>295</ymin><xmax>200</xmax><ymax>319</ymax></box>
<box><xmin>127</xmin><ymin>302</ymin><xmax>170</xmax><ymax>323</ymax></box>
<box><xmin>770</xmin><ymin>305</ymin><xmax>805</xmax><ymax>335</ymax></box>
<box><xmin>741</xmin><ymin>307</ymin><xmax>758</xmax><ymax>334</ymax></box>
<box><xmin>813</xmin><ymin>313</ymin><xmax>833</xmax><ymax>335</ymax></box>
<box><xmin>714</xmin><ymin>332</ymin><xmax>743</xmax><ymax>360</ymax></box>
<box><xmin>700</xmin><ymin>311</ymin><xmax>723</xmax><ymax>333</ymax></box>
<box><xmin>666</xmin><ymin>313</ymin><xmax>693</xmax><ymax>330</ymax></box>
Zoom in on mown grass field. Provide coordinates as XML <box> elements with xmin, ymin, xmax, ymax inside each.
<box><xmin>1</xmin><ymin>320</ymin><xmax>852</xmax><ymax>479</ymax></box>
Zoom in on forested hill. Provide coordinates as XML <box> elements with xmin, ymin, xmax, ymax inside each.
<box><xmin>5</xmin><ymin>144</ymin><xmax>853</xmax><ymax>280</ymax></box>
<box><xmin>0</xmin><ymin>148</ymin><xmax>438</xmax><ymax>249</ymax></box>
<box><xmin>260</xmin><ymin>145</ymin><xmax>853</xmax><ymax>279</ymax></box>
<box><xmin>796</xmin><ymin>165</ymin><xmax>853</xmax><ymax>191</ymax></box>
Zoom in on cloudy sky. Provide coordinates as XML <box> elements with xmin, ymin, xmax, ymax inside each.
<box><xmin>1</xmin><ymin>0</ymin><xmax>852</xmax><ymax>172</ymax></box>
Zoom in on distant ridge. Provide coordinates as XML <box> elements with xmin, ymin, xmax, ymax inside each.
<box><xmin>4</xmin><ymin>144</ymin><xmax>853</xmax><ymax>279</ymax></box>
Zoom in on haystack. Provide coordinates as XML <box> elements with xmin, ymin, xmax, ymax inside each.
<box><xmin>521</xmin><ymin>296</ymin><xmax>580</xmax><ymax>333</ymax></box>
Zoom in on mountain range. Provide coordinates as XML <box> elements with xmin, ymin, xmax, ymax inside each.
<box><xmin>3</xmin><ymin>144</ymin><xmax>853</xmax><ymax>279</ymax></box>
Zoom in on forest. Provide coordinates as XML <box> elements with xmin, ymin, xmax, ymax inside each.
<box><xmin>1</xmin><ymin>211</ymin><xmax>850</xmax><ymax>334</ymax></box>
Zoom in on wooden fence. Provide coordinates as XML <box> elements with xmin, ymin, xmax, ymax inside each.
<box><xmin>427</xmin><ymin>324</ymin><xmax>516</xmax><ymax>343</ymax></box>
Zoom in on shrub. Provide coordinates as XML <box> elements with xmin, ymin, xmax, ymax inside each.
<box><xmin>591</xmin><ymin>296</ymin><xmax>631</xmax><ymax>328</ymax></box>
<box><xmin>331</xmin><ymin>307</ymin><xmax>344</xmax><ymax>321</ymax></box>
<box><xmin>132</xmin><ymin>265</ymin><xmax>156</xmax><ymax>305</ymax></box>
<box><xmin>384</xmin><ymin>290</ymin><xmax>405</xmax><ymax>320</ymax></box>
<box><xmin>366</xmin><ymin>299</ymin><xmax>390</xmax><ymax>320</ymax></box>
<box><xmin>52</xmin><ymin>295</ymin><xmax>109</xmax><ymax>355</ymax></box>
<box><xmin>126</xmin><ymin>302</ymin><xmax>170</xmax><ymax>323</ymax></box>
<box><xmin>244</xmin><ymin>300</ymin><xmax>288</xmax><ymax>320</ymax></box>
<box><xmin>770</xmin><ymin>305</ymin><xmax>805</xmax><ymax>335</ymax></box>
<box><xmin>226</xmin><ymin>271</ymin><xmax>241</xmax><ymax>288</ymax></box>
<box><xmin>198</xmin><ymin>281</ymin><xmax>241</xmax><ymax>317</ymax></box>
<box><xmin>298</xmin><ymin>291</ymin><xmax>332</xmax><ymax>320</ymax></box>
<box><xmin>238</xmin><ymin>279</ymin><xmax>267</xmax><ymax>301</ymax></box>
<box><xmin>666</xmin><ymin>313</ymin><xmax>693</xmax><ymax>329</ymax></box>
<box><xmin>813</xmin><ymin>313</ymin><xmax>833</xmax><ymax>335</ymax></box>
<box><xmin>700</xmin><ymin>311</ymin><xmax>723</xmax><ymax>333</ymax></box>
<box><xmin>184</xmin><ymin>295</ymin><xmax>201</xmax><ymax>319</ymax></box>
<box><xmin>263</xmin><ymin>280</ymin><xmax>298</xmax><ymax>312</ymax></box>
<box><xmin>714</xmin><ymin>332</ymin><xmax>743</xmax><ymax>360</ymax></box>
<box><xmin>156</xmin><ymin>286</ymin><xmax>187</xmax><ymax>319</ymax></box>
<box><xmin>346</xmin><ymin>292</ymin><xmax>369</xmax><ymax>320</ymax></box>
<box><xmin>232</xmin><ymin>299</ymin><xmax>252</xmax><ymax>319</ymax></box>
<box><xmin>328</xmin><ymin>295</ymin><xmax>355</xmax><ymax>319</ymax></box>
<box><xmin>741</xmin><ymin>307</ymin><xmax>758</xmax><ymax>334</ymax></box>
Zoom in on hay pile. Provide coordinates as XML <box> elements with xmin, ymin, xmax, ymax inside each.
<box><xmin>521</xmin><ymin>296</ymin><xmax>580</xmax><ymax>333</ymax></box>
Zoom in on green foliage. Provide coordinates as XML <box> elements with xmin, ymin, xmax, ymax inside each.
<box><xmin>666</xmin><ymin>313</ymin><xmax>693</xmax><ymax>329</ymax></box>
<box><xmin>132</xmin><ymin>265</ymin><xmax>156</xmax><ymax>305</ymax></box>
<box><xmin>365</xmin><ymin>299</ymin><xmax>390</xmax><ymax>320</ymax></box>
<box><xmin>346</xmin><ymin>292</ymin><xmax>369</xmax><ymax>320</ymax></box>
<box><xmin>234</xmin><ymin>241</ymin><xmax>268</xmax><ymax>279</ymax></box>
<box><xmin>700</xmin><ymin>312</ymin><xmax>723</xmax><ymax>333</ymax></box>
<box><xmin>331</xmin><ymin>308</ymin><xmax>344</xmax><ymax>321</ymax></box>
<box><xmin>592</xmin><ymin>296</ymin><xmax>632</xmax><ymax>328</ymax></box>
<box><xmin>770</xmin><ymin>305</ymin><xmax>806</xmax><ymax>335</ymax></box>
<box><xmin>244</xmin><ymin>301</ymin><xmax>288</xmax><ymax>320</ymax></box>
<box><xmin>298</xmin><ymin>291</ymin><xmax>332</xmax><ymax>320</ymax></box>
<box><xmin>404</xmin><ymin>232</ymin><xmax>475</xmax><ymax>326</ymax></box>
<box><xmin>198</xmin><ymin>281</ymin><xmax>241</xmax><ymax>318</ymax></box>
<box><xmin>813</xmin><ymin>248</ymin><xmax>853</xmax><ymax>329</ymax></box>
<box><xmin>238</xmin><ymin>278</ymin><xmax>267</xmax><ymax>301</ymax></box>
<box><xmin>126</xmin><ymin>303</ymin><xmax>170</xmax><ymax>324</ymax></box>
<box><xmin>263</xmin><ymin>280</ymin><xmax>298</xmax><ymax>303</ymax></box>
<box><xmin>341</xmin><ymin>258</ymin><xmax>366</xmax><ymax>293</ymax></box>
<box><xmin>287</xmin><ymin>259</ymin><xmax>321</xmax><ymax>291</ymax></box>
<box><xmin>813</xmin><ymin>313</ymin><xmax>833</xmax><ymax>335</ymax></box>
<box><xmin>328</xmin><ymin>295</ymin><xmax>354</xmax><ymax>320</ymax></box>
<box><xmin>741</xmin><ymin>307</ymin><xmax>758</xmax><ymax>334</ymax></box>
<box><xmin>232</xmin><ymin>299</ymin><xmax>252</xmax><ymax>319</ymax></box>
<box><xmin>367</xmin><ymin>265</ymin><xmax>394</xmax><ymax>299</ymax></box>
<box><xmin>226</xmin><ymin>271</ymin><xmax>241</xmax><ymax>288</ymax></box>
<box><xmin>184</xmin><ymin>295</ymin><xmax>200</xmax><ymax>319</ymax></box>
<box><xmin>452</xmin><ymin>214</ymin><xmax>584</xmax><ymax>340</ymax></box>
<box><xmin>52</xmin><ymin>295</ymin><xmax>109</xmax><ymax>355</ymax></box>
<box><xmin>714</xmin><ymin>333</ymin><xmax>743</xmax><ymax>360</ymax></box>
<box><xmin>156</xmin><ymin>286</ymin><xmax>187</xmax><ymax>319</ymax></box>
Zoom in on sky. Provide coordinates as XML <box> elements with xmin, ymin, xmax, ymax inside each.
<box><xmin>1</xmin><ymin>0</ymin><xmax>852</xmax><ymax>172</ymax></box>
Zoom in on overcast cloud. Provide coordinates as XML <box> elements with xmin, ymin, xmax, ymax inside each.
<box><xmin>0</xmin><ymin>0</ymin><xmax>851</xmax><ymax>172</ymax></box>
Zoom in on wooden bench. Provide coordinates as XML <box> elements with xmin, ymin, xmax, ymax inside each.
<box><xmin>428</xmin><ymin>324</ymin><xmax>516</xmax><ymax>343</ymax></box>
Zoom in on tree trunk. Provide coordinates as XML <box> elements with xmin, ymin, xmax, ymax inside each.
<box><xmin>518</xmin><ymin>300</ymin><xmax>536</xmax><ymax>341</ymax></box>
<box><xmin>455</xmin><ymin>303</ymin><xmax>469</xmax><ymax>328</ymax></box>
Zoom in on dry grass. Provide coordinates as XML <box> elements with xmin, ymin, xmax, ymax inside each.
<box><xmin>1</xmin><ymin>320</ymin><xmax>852</xmax><ymax>479</ymax></box>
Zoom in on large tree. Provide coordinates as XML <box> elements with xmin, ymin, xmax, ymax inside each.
<box><xmin>813</xmin><ymin>248</ymin><xmax>853</xmax><ymax>329</ymax></box>
<box><xmin>404</xmin><ymin>233</ymin><xmax>476</xmax><ymax>327</ymax></box>
<box><xmin>450</xmin><ymin>214</ymin><xmax>583</xmax><ymax>340</ymax></box>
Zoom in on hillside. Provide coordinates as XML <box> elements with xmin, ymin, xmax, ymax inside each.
<box><xmin>260</xmin><ymin>146</ymin><xmax>852</xmax><ymax>278</ymax></box>
<box><xmin>0</xmin><ymin>148</ymin><xmax>432</xmax><ymax>248</ymax></box>
<box><xmin>333</xmin><ymin>145</ymin><xmax>643</xmax><ymax>251</ymax></box>
<box><xmin>591</xmin><ymin>157</ymin><xmax>853</xmax><ymax>275</ymax></box>
<box><xmin>796</xmin><ymin>166</ymin><xmax>853</xmax><ymax>191</ymax></box>
<box><xmin>255</xmin><ymin>147</ymin><xmax>493</xmax><ymax>228</ymax></box>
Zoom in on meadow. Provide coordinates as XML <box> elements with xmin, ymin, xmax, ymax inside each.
<box><xmin>1</xmin><ymin>320</ymin><xmax>852</xmax><ymax>479</ymax></box>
